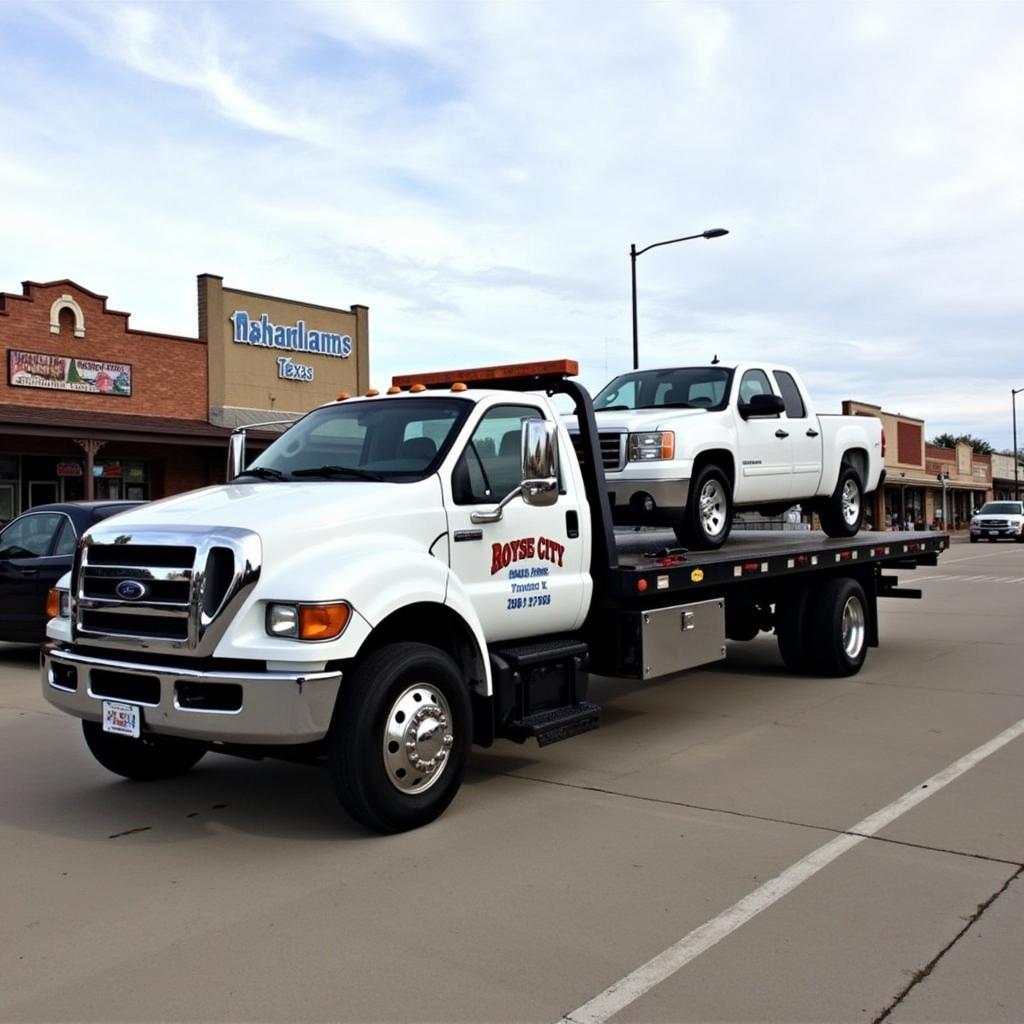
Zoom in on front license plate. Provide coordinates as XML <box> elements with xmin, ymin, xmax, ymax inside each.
<box><xmin>986</xmin><ymin>530</ymin><xmax>997</xmax><ymax>536</ymax></box>
<box><xmin>102</xmin><ymin>700</ymin><xmax>141</xmax><ymax>738</ymax></box>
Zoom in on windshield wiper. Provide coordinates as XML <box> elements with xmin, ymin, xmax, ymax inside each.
<box><xmin>291</xmin><ymin>465</ymin><xmax>386</xmax><ymax>482</ymax></box>
<box><xmin>234</xmin><ymin>467</ymin><xmax>288</xmax><ymax>481</ymax></box>
<box><xmin>595</xmin><ymin>404</ymin><xmax>630</xmax><ymax>411</ymax></box>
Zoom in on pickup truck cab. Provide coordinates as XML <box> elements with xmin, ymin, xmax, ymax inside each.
<box><xmin>41</xmin><ymin>360</ymin><xmax>940</xmax><ymax>834</ymax></box>
<box><xmin>577</xmin><ymin>362</ymin><xmax>885</xmax><ymax>548</ymax></box>
<box><xmin>970</xmin><ymin>501</ymin><xmax>1024</xmax><ymax>542</ymax></box>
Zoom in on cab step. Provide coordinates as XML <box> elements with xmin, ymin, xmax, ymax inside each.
<box><xmin>488</xmin><ymin>636</ymin><xmax>599</xmax><ymax>747</ymax></box>
<box><xmin>504</xmin><ymin>701</ymin><xmax>601</xmax><ymax>746</ymax></box>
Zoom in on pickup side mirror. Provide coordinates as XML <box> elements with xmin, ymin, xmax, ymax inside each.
<box><xmin>738</xmin><ymin>393</ymin><xmax>786</xmax><ymax>419</ymax></box>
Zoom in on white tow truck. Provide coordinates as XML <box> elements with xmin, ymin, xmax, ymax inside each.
<box><xmin>42</xmin><ymin>360</ymin><xmax>945</xmax><ymax>833</ymax></box>
<box><xmin>580</xmin><ymin>363</ymin><xmax>885</xmax><ymax>548</ymax></box>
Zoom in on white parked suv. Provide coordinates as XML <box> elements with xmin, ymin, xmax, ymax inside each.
<box><xmin>969</xmin><ymin>501</ymin><xmax>1024</xmax><ymax>542</ymax></box>
<box><xmin>569</xmin><ymin>362</ymin><xmax>885</xmax><ymax>549</ymax></box>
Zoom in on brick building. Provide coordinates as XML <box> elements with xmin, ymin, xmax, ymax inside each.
<box><xmin>0</xmin><ymin>275</ymin><xmax>369</xmax><ymax>521</ymax></box>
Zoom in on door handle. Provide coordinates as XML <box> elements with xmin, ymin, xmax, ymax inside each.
<box><xmin>806</xmin><ymin>429</ymin><xmax>819</xmax><ymax>437</ymax></box>
<box><xmin>19</xmin><ymin>568</ymin><xmax>38</xmax><ymax>576</ymax></box>
<box><xmin>775</xmin><ymin>430</ymin><xmax>789</xmax><ymax>439</ymax></box>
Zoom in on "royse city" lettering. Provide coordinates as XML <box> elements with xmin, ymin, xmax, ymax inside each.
<box><xmin>490</xmin><ymin>535</ymin><xmax>565</xmax><ymax>575</ymax></box>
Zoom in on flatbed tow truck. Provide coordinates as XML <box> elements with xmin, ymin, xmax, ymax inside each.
<box><xmin>42</xmin><ymin>360</ymin><xmax>948</xmax><ymax>832</ymax></box>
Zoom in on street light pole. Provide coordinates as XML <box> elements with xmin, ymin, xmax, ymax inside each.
<box><xmin>630</xmin><ymin>227</ymin><xmax>729</xmax><ymax>370</ymax></box>
<box><xmin>1013</xmin><ymin>387</ymin><xmax>1023</xmax><ymax>501</ymax></box>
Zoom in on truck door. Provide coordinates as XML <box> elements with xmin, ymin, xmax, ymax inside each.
<box><xmin>443</xmin><ymin>402</ymin><xmax>587</xmax><ymax>643</ymax></box>
<box><xmin>732</xmin><ymin>369</ymin><xmax>791</xmax><ymax>504</ymax></box>
<box><xmin>773</xmin><ymin>369</ymin><xmax>822</xmax><ymax>500</ymax></box>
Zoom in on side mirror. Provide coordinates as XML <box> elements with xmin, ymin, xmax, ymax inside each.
<box><xmin>520</xmin><ymin>418</ymin><xmax>558</xmax><ymax>507</ymax></box>
<box><xmin>471</xmin><ymin>419</ymin><xmax>559</xmax><ymax>524</ymax></box>
<box><xmin>738</xmin><ymin>393</ymin><xmax>786</xmax><ymax>419</ymax></box>
<box><xmin>227</xmin><ymin>431</ymin><xmax>246</xmax><ymax>481</ymax></box>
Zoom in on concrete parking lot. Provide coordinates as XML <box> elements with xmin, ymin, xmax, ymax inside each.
<box><xmin>2</xmin><ymin>537</ymin><xmax>1022</xmax><ymax>1023</ymax></box>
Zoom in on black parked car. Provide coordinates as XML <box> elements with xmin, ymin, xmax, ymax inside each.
<box><xmin>0</xmin><ymin>501</ymin><xmax>142</xmax><ymax>644</ymax></box>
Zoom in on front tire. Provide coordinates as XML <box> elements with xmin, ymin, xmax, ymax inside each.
<box><xmin>674</xmin><ymin>464</ymin><xmax>732</xmax><ymax>550</ymax></box>
<box><xmin>82</xmin><ymin>721</ymin><xmax>205</xmax><ymax>780</ymax></box>
<box><xmin>327</xmin><ymin>642</ymin><xmax>472</xmax><ymax>834</ymax></box>
<box><xmin>819</xmin><ymin>463</ymin><xmax>864</xmax><ymax>538</ymax></box>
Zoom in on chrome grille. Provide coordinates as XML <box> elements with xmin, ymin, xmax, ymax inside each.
<box><xmin>73</xmin><ymin>526</ymin><xmax>261</xmax><ymax>654</ymax></box>
<box><xmin>982</xmin><ymin>519</ymin><xmax>1009</xmax><ymax>528</ymax></box>
<box><xmin>569</xmin><ymin>430</ymin><xmax>627</xmax><ymax>472</ymax></box>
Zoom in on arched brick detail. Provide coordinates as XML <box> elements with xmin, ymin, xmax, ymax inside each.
<box><xmin>49</xmin><ymin>294</ymin><xmax>85</xmax><ymax>338</ymax></box>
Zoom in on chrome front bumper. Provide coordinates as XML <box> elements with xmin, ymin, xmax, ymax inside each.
<box><xmin>41</xmin><ymin>646</ymin><xmax>343</xmax><ymax>745</ymax></box>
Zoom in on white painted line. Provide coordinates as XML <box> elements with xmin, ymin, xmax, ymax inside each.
<box><xmin>560</xmin><ymin>716</ymin><xmax>1024</xmax><ymax>1024</ymax></box>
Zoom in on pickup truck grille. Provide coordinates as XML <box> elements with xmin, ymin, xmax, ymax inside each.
<box><xmin>981</xmin><ymin>519</ymin><xmax>1009</xmax><ymax>528</ymax></box>
<box><xmin>569</xmin><ymin>431</ymin><xmax>627</xmax><ymax>472</ymax></box>
<box><xmin>73</xmin><ymin>527</ymin><xmax>261</xmax><ymax>654</ymax></box>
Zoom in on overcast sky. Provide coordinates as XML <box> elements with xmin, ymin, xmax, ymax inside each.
<box><xmin>2</xmin><ymin>1</ymin><xmax>1022</xmax><ymax>447</ymax></box>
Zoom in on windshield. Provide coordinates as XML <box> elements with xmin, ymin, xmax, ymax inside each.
<box><xmin>247</xmin><ymin>397</ymin><xmax>472</xmax><ymax>481</ymax></box>
<box><xmin>594</xmin><ymin>367</ymin><xmax>733</xmax><ymax>412</ymax></box>
<box><xmin>978</xmin><ymin>502</ymin><xmax>1023</xmax><ymax>515</ymax></box>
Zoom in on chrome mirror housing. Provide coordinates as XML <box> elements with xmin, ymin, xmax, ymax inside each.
<box><xmin>520</xmin><ymin>418</ymin><xmax>558</xmax><ymax>508</ymax></box>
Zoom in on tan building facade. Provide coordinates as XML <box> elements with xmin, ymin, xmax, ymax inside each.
<box><xmin>199</xmin><ymin>274</ymin><xmax>369</xmax><ymax>429</ymax></box>
<box><xmin>844</xmin><ymin>401</ymin><xmax>992</xmax><ymax>530</ymax></box>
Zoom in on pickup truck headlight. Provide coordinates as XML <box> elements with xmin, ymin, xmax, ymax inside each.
<box><xmin>628</xmin><ymin>431</ymin><xmax>675</xmax><ymax>461</ymax></box>
<box><xmin>266</xmin><ymin>602</ymin><xmax>351</xmax><ymax>641</ymax></box>
<box><xmin>46</xmin><ymin>588</ymin><xmax>70</xmax><ymax>619</ymax></box>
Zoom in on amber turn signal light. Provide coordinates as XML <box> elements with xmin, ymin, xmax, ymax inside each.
<box><xmin>298</xmin><ymin>603</ymin><xmax>351</xmax><ymax>641</ymax></box>
<box><xmin>46</xmin><ymin>588</ymin><xmax>61</xmax><ymax>618</ymax></box>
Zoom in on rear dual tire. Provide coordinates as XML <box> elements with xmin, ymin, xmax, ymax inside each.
<box><xmin>776</xmin><ymin>577</ymin><xmax>868</xmax><ymax>678</ymax></box>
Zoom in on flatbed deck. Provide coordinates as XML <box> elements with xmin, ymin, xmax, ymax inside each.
<box><xmin>606</xmin><ymin>528</ymin><xmax>948</xmax><ymax>600</ymax></box>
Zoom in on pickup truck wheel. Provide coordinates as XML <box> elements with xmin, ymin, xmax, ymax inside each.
<box><xmin>776</xmin><ymin>589</ymin><xmax>814</xmax><ymax>674</ymax></box>
<box><xmin>81</xmin><ymin>721</ymin><xmax>205</xmax><ymax>781</ymax></box>
<box><xmin>327</xmin><ymin>642</ymin><xmax>472</xmax><ymax>834</ymax></box>
<box><xmin>819</xmin><ymin>463</ymin><xmax>864</xmax><ymax>538</ymax></box>
<box><xmin>674</xmin><ymin>464</ymin><xmax>732</xmax><ymax>550</ymax></box>
<box><xmin>809</xmin><ymin>577</ymin><xmax>868</xmax><ymax>677</ymax></box>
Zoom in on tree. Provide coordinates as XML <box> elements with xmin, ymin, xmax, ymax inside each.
<box><xmin>929</xmin><ymin>432</ymin><xmax>993</xmax><ymax>454</ymax></box>
<box><xmin>66</xmin><ymin>358</ymin><xmax>81</xmax><ymax>385</ymax></box>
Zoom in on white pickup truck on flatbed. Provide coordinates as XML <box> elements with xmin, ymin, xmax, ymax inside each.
<box><xmin>576</xmin><ymin>362</ymin><xmax>886</xmax><ymax>548</ymax></box>
<box><xmin>42</xmin><ymin>360</ymin><xmax>939</xmax><ymax>833</ymax></box>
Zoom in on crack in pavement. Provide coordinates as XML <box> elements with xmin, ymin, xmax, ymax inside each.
<box><xmin>494</xmin><ymin>771</ymin><xmax>1024</xmax><ymax>868</ymax></box>
<box><xmin>872</xmin><ymin>866</ymin><xmax>1023</xmax><ymax>1023</ymax></box>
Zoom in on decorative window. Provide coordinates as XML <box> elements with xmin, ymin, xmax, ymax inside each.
<box><xmin>49</xmin><ymin>295</ymin><xmax>85</xmax><ymax>338</ymax></box>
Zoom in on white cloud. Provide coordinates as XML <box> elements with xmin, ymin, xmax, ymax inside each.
<box><xmin>1</xmin><ymin>0</ymin><xmax>1022</xmax><ymax>447</ymax></box>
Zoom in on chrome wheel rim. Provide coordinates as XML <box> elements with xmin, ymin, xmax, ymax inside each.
<box><xmin>382</xmin><ymin>683</ymin><xmax>454</xmax><ymax>795</ymax></box>
<box><xmin>841</xmin><ymin>478</ymin><xmax>861</xmax><ymax>526</ymax></box>
<box><xmin>698</xmin><ymin>479</ymin><xmax>727</xmax><ymax>539</ymax></box>
<box><xmin>841</xmin><ymin>595</ymin><xmax>866</xmax><ymax>660</ymax></box>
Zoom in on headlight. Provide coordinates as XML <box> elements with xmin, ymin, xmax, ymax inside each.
<box><xmin>266</xmin><ymin>602</ymin><xmax>351</xmax><ymax>641</ymax></box>
<box><xmin>628</xmin><ymin>431</ymin><xmax>675</xmax><ymax>461</ymax></box>
<box><xmin>47</xmin><ymin>589</ymin><xmax>70</xmax><ymax>619</ymax></box>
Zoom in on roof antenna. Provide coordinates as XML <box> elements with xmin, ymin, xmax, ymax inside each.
<box><xmin>711</xmin><ymin>354</ymin><xmax>720</xmax><ymax>365</ymax></box>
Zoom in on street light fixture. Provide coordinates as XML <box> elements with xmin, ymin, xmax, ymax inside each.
<box><xmin>1013</xmin><ymin>387</ymin><xmax>1024</xmax><ymax>500</ymax></box>
<box><xmin>630</xmin><ymin>228</ymin><xmax>729</xmax><ymax>370</ymax></box>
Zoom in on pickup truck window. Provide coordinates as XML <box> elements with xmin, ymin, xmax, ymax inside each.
<box><xmin>738</xmin><ymin>369</ymin><xmax>774</xmax><ymax>404</ymax></box>
<box><xmin>452</xmin><ymin>404</ymin><xmax>544</xmax><ymax>504</ymax></box>
<box><xmin>249</xmin><ymin>397</ymin><xmax>471</xmax><ymax>481</ymax></box>
<box><xmin>772</xmin><ymin>371</ymin><xmax>807</xmax><ymax>418</ymax></box>
<box><xmin>594</xmin><ymin>367</ymin><xmax>732</xmax><ymax>411</ymax></box>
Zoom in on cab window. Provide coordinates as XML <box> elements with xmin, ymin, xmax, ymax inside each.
<box><xmin>772</xmin><ymin>371</ymin><xmax>806</xmax><ymax>418</ymax></box>
<box><xmin>452</xmin><ymin>404</ymin><xmax>545</xmax><ymax>504</ymax></box>
<box><xmin>738</xmin><ymin>369</ymin><xmax>774</xmax><ymax>404</ymax></box>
